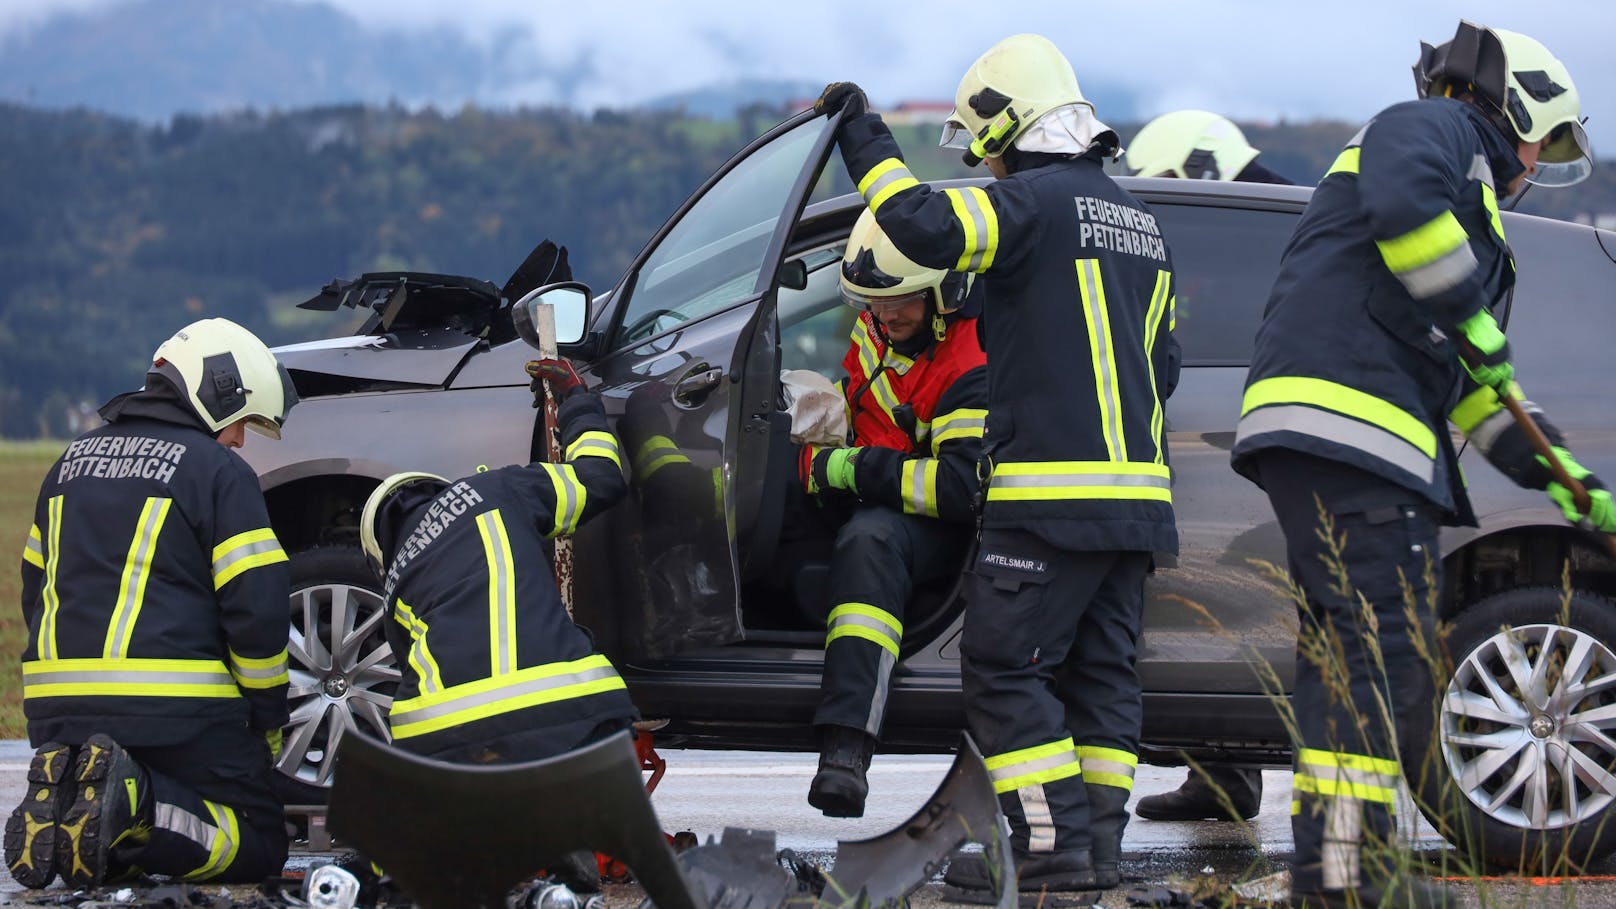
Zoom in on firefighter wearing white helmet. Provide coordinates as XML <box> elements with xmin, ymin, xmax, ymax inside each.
<box><xmin>1126</xmin><ymin>110</ymin><xmax>1294</xmax><ymax>184</ymax></box>
<box><xmin>1231</xmin><ymin>21</ymin><xmax>1602</xmax><ymax>908</ymax></box>
<box><xmin>816</xmin><ymin>33</ymin><xmax>1181</xmax><ymax>896</ymax></box>
<box><xmin>795</xmin><ymin>207</ymin><xmax>986</xmax><ymax>820</ymax></box>
<box><xmin>7</xmin><ymin>318</ymin><xmax>296</xmax><ymax>888</ymax></box>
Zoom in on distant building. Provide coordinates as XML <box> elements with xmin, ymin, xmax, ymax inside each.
<box><xmin>884</xmin><ymin>101</ymin><xmax>955</xmax><ymax>126</ymax></box>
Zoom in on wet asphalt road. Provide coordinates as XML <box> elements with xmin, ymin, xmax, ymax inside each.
<box><xmin>0</xmin><ymin>742</ymin><xmax>1609</xmax><ymax>907</ymax></box>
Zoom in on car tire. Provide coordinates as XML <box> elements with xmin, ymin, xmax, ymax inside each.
<box><xmin>1401</xmin><ymin>586</ymin><xmax>1616</xmax><ymax>872</ymax></box>
<box><xmin>274</xmin><ymin>546</ymin><xmax>399</xmax><ymax>807</ymax></box>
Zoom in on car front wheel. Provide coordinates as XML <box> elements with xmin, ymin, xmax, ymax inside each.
<box><xmin>1403</xmin><ymin>586</ymin><xmax>1616</xmax><ymax>872</ymax></box>
<box><xmin>276</xmin><ymin>546</ymin><xmax>399</xmax><ymax>804</ymax></box>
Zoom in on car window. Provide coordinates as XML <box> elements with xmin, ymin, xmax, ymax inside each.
<box><xmin>779</xmin><ymin>245</ymin><xmax>855</xmax><ymax>377</ymax></box>
<box><xmin>614</xmin><ymin>117</ymin><xmax>836</xmax><ymax>347</ymax></box>
<box><xmin>1155</xmin><ymin>203</ymin><xmax>1298</xmax><ymax>366</ymax></box>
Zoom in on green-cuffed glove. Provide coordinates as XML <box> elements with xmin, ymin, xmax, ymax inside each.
<box><xmin>812</xmin><ymin>446</ymin><xmax>863</xmax><ymax>495</ymax></box>
<box><xmin>1541</xmin><ymin>446</ymin><xmax>1616</xmax><ymax>532</ymax></box>
<box><xmin>1456</xmin><ymin>309</ymin><xmax>1514</xmax><ymax>392</ymax></box>
<box><xmin>265</xmin><ymin>727</ymin><xmax>284</xmax><ymax>760</ymax></box>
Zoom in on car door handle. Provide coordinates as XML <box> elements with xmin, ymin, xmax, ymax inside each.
<box><xmin>673</xmin><ymin>367</ymin><xmax>723</xmax><ymax>407</ymax></box>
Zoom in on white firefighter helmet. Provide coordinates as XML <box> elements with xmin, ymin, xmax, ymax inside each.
<box><xmin>1414</xmin><ymin>20</ymin><xmax>1592</xmax><ymax>186</ymax></box>
<box><xmin>1126</xmin><ymin>110</ymin><xmax>1260</xmax><ymax>181</ymax></box>
<box><xmin>360</xmin><ymin>471</ymin><xmax>450</xmax><ymax>572</ymax></box>
<box><xmin>840</xmin><ymin>208</ymin><xmax>972</xmax><ymax>314</ymax></box>
<box><xmin>940</xmin><ymin>34</ymin><xmax>1092</xmax><ymax>165</ymax></box>
<box><xmin>150</xmin><ymin>317</ymin><xmax>298</xmax><ymax>439</ymax></box>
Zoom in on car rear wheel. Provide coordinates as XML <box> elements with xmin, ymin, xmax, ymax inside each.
<box><xmin>1402</xmin><ymin>586</ymin><xmax>1616</xmax><ymax>872</ymax></box>
<box><xmin>276</xmin><ymin>546</ymin><xmax>399</xmax><ymax>804</ymax></box>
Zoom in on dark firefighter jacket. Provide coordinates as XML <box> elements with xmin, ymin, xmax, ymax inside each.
<box><xmin>836</xmin><ymin>113</ymin><xmax>1179</xmax><ymax>553</ymax></box>
<box><xmin>19</xmin><ymin>385</ymin><xmax>291</xmax><ymax>746</ymax></box>
<box><xmin>810</xmin><ymin>305</ymin><xmax>988</xmax><ymax>523</ymax></box>
<box><xmin>379</xmin><ymin>393</ymin><xmax>635</xmax><ymax>755</ymax></box>
<box><xmin>1231</xmin><ymin>98</ymin><xmax>1563</xmax><ymax>521</ymax></box>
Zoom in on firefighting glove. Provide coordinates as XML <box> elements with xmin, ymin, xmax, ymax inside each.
<box><xmin>814</xmin><ymin>82</ymin><xmax>868</xmax><ymax>119</ymax></box>
<box><xmin>264</xmin><ymin>727</ymin><xmax>284</xmax><ymax>760</ymax></box>
<box><xmin>813</xmin><ymin>447</ymin><xmax>862</xmax><ymax>495</ymax></box>
<box><xmin>525</xmin><ymin>358</ymin><xmax>586</xmax><ymax>406</ymax></box>
<box><xmin>1456</xmin><ymin>309</ymin><xmax>1514</xmax><ymax>393</ymax></box>
<box><xmin>1541</xmin><ymin>447</ymin><xmax>1616</xmax><ymax>532</ymax></box>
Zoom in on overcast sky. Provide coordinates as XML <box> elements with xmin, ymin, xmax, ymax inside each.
<box><xmin>3</xmin><ymin>0</ymin><xmax>1613</xmax><ymax>149</ymax></box>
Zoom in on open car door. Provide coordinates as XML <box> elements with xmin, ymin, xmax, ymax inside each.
<box><xmin>569</xmin><ymin>110</ymin><xmax>842</xmax><ymax>660</ymax></box>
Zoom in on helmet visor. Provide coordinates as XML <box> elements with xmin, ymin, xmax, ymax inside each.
<box><xmin>841</xmin><ymin>286</ymin><xmax>931</xmax><ymax>314</ymax></box>
<box><xmin>1528</xmin><ymin>119</ymin><xmax>1593</xmax><ymax>187</ymax></box>
<box><xmin>244</xmin><ymin>415</ymin><xmax>283</xmax><ymax>440</ymax></box>
<box><xmin>939</xmin><ymin>120</ymin><xmax>972</xmax><ymax>149</ymax></box>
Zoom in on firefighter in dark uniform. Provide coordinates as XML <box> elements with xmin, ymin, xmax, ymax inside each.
<box><xmin>7</xmin><ymin>318</ymin><xmax>298</xmax><ymax>890</ymax></box>
<box><xmin>798</xmin><ymin>208</ymin><xmax>988</xmax><ymax>818</ymax></box>
<box><xmin>359</xmin><ymin>358</ymin><xmax>636</xmax><ymax>765</ymax></box>
<box><xmin>1230</xmin><ymin>22</ymin><xmax>1604</xmax><ymax>909</ymax></box>
<box><xmin>1125</xmin><ymin>109</ymin><xmax>1294</xmax><ymax>825</ymax></box>
<box><xmin>816</xmin><ymin>32</ymin><xmax>1179</xmax><ymax>894</ymax></box>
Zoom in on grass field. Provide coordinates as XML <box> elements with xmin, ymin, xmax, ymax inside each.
<box><xmin>0</xmin><ymin>441</ymin><xmax>66</xmax><ymax>738</ymax></box>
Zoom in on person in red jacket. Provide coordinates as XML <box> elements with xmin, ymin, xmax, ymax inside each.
<box><xmin>792</xmin><ymin>209</ymin><xmax>988</xmax><ymax>818</ymax></box>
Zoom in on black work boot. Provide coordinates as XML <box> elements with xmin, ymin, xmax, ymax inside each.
<box><xmin>943</xmin><ymin>849</ymin><xmax>1099</xmax><ymax>903</ymax></box>
<box><xmin>56</xmin><ymin>735</ymin><xmax>151</xmax><ymax>889</ymax></box>
<box><xmin>1086</xmin><ymin>783</ymin><xmax>1130</xmax><ymax>888</ymax></box>
<box><xmin>4</xmin><ymin>742</ymin><xmax>77</xmax><ymax>889</ymax></box>
<box><xmin>1134</xmin><ymin>765</ymin><xmax>1261</xmax><ymax>821</ymax></box>
<box><xmin>807</xmin><ymin>725</ymin><xmax>874</xmax><ymax>818</ymax></box>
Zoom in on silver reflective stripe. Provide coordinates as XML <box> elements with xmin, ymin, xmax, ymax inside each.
<box><xmin>990</xmin><ymin>471</ymin><xmax>1170</xmax><ymax>490</ymax></box>
<box><xmin>863</xmin><ymin>163</ymin><xmax>917</xmax><ymax>208</ymax></box>
<box><xmin>155</xmin><ymin>802</ymin><xmax>215</xmax><ymax>852</ymax></box>
<box><xmin>1079</xmin><ymin>755</ymin><xmax>1135</xmax><ymax>781</ymax></box>
<box><xmin>1467</xmin><ymin>153</ymin><xmax>1494</xmax><ymax>189</ymax></box>
<box><xmin>952</xmin><ymin>189</ymin><xmax>993</xmax><ymax>271</ymax></box>
<box><xmin>1346</xmin><ymin>124</ymin><xmax>1370</xmax><ymax>146</ymax></box>
<box><xmin>932</xmin><ymin>413</ymin><xmax>986</xmax><ymax>448</ymax></box>
<box><xmin>26</xmin><ymin>666</ymin><xmax>235</xmax><ymax>688</ymax></box>
<box><xmin>863</xmin><ymin>649</ymin><xmax>897</xmax><ymax>737</ymax></box>
<box><xmin>547</xmin><ymin>465</ymin><xmax>583</xmax><ymax>536</ymax></box>
<box><xmin>567</xmin><ymin>437</ymin><xmax>621</xmax><ymax>464</ymax></box>
<box><xmin>829</xmin><ymin>611</ymin><xmax>902</xmax><ymax>655</ymax></box>
<box><xmin>1236</xmin><ymin>405</ymin><xmax>1435</xmax><ymax>483</ymax></box>
<box><xmin>1469</xmin><ymin>399</ymin><xmax>1540</xmax><ymax>456</ymax></box>
<box><xmin>476</xmin><ymin>511</ymin><xmax>516</xmax><ymax>676</ymax></box>
<box><xmin>229</xmin><ymin>651</ymin><xmax>288</xmax><ymax>685</ymax></box>
<box><xmin>106</xmin><ymin>497</ymin><xmax>170</xmax><ymax>657</ymax></box>
<box><xmin>1077</xmin><ymin>259</ymin><xmax>1127</xmax><ymax>459</ymax></box>
<box><xmin>903</xmin><ymin>461</ymin><xmax>931</xmax><ymax>516</ymax></box>
<box><xmin>391</xmin><ymin>663</ymin><xmax>621</xmax><ymax>727</ymax></box>
<box><xmin>23</xmin><ymin>526</ymin><xmax>43</xmax><ymax>566</ymax></box>
<box><xmin>210</xmin><ymin>537</ymin><xmax>280</xmax><ymax>580</ymax></box>
<box><xmin>1019</xmin><ymin>784</ymin><xmax>1057</xmax><ymax>853</ymax></box>
<box><xmin>1396</xmin><ymin>242</ymin><xmax>1478</xmax><ymax>299</ymax></box>
<box><xmin>989</xmin><ymin>749</ymin><xmax>1082</xmax><ymax>787</ymax></box>
<box><xmin>1322</xmin><ymin>797</ymin><xmax>1363</xmax><ymax>889</ymax></box>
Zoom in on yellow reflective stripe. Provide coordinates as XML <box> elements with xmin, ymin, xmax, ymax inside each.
<box><xmin>870</xmin><ymin>371</ymin><xmax>902</xmax><ymax>425</ymax></box>
<box><xmin>22</xmin><ymin>523</ymin><xmax>44</xmax><ymax>569</ymax></box>
<box><xmin>825</xmin><ymin>602</ymin><xmax>903</xmax><ymax>658</ymax></box>
<box><xmin>944</xmin><ymin>187</ymin><xmax>999</xmax><ymax>272</ymax></box>
<box><xmin>931</xmin><ymin>408</ymin><xmax>987</xmax><ymax>449</ymax></box>
<box><xmin>390</xmin><ymin>653</ymin><xmax>625</xmax><ymax>738</ymax></box>
<box><xmin>543</xmin><ymin>463</ymin><xmax>587</xmax><ymax>537</ymax></box>
<box><xmin>1449</xmin><ymin>381</ymin><xmax>1521</xmax><ymax>434</ymax></box>
<box><xmin>1294</xmin><ymin>773</ymin><xmax>1398</xmax><ymax>804</ymax></box>
<box><xmin>566</xmin><ymin>430</ymin><xmax>622</xmax><ymax>469</ymax></box>
<box><xmin>184</xmin><ymin>800</ymin><xmax>241</xmax><ymax>881</ymax></box>
<box><xmin>38</xmin><ymin>496</ymin><xmax>64</xmax><ymax>660</ymax></box>
<box><xmin>1480</xmin><ymin>182</ymin><xmax>1507</xmax><ymax>245</ymax></box>
<box><xmin>1076</xmin><ymin>259</ymin><xmax>1126</xmax><ymax>460</ymax></box>
<box><xmin>1291</xmin><ymin>799</ymin><xmax>1302</xmax><ymax>816</ymax></box>
<box><xmin>1242</xmin><ymin>377</ymin><xmax>1436</xmax><ymax>459</ymax></box>
<box><xmin>900</xmin><ymin>459</ymin><xmax>939</xmax><ymax>517</ymax></box>
<box><xmin>211</xmin><ymin>527</ymin><xmax>288</xmax><ymax>590</ymax></box>
<box><xmin>986</xmin><ymin>737</ymin><xmax>1083</xmax><ymax>793</ymax></box>
<box><xmin>105</xmin><ymin>497</ymin><xmax>172</xmax><ymax>659</ymax></box>
<box><xmin>227</xmin><ymin>648</ymin><xmax>288</xmax><ymax>690</ymax></box>
<box><xmin>1077</xmin><ymin>745</ymin><xmax>1138</xmax><ymax>791</ymax></box>
<box><xmin>22</xmin><ymin>657</ymin><xmax>240</xmax><ymax>698</ymax></box>
<box><xmin>1325</xmin><ymin>146</ymin><xmax>1360</xmax><ymax>177</ymax></box>
<box><xmin>1297</xmin><ymin>747</ymin><xmax>1400</xmax><ymax>776</ymax></box>
<box><xmin>857</xmin><ymin>158</ymin><xmax>920</xmax><ymax>213</ymax></box>
<box><xmin>476</xmin><ymin>510</ymin><xmax>518</xmax><ymax>677</ymax></box>
<box><xmin>987</xmin><ymin>460</ymin><xmax>1172</xmax><ymax>503</ymax></box>
<box><xmin>1376</xmin><ymin>210</ymin><xmax>1467</xmax><ymax>273</ymax></box>
<box><xmin>634</xmin><ymin>435</ymin><xmax>689</xmax><ymax>480</ymax></box>
<box><xmin>393</xmin><ymin>599</ymin><xmax>443</xmax><ymax>695</ymax></box>
<box><xmin>850</xmin><ymin>319</ymin><xmax>880</xmax><ymax>378</ymax></box>
<box><xmin>1143</xmin><ymin>270</ymin><xmax>1171</xmax><ymax>464</ymax></box>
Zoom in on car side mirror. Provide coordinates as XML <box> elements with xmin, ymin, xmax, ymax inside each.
<box><xmin>777</xmin><ymin>259</ymin><xmax>809</xmax><ymax>292</ymax></box>
<box><xmin>513</xmin><ymin>282</ymin><xmax>591</xmax><ymax>351</ymax></box>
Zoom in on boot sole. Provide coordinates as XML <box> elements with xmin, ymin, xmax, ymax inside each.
<box><xmin>4</xmin><ymin>743</ymin><xmax>74</xmax><ymax>889</ymax></box>
<box><xmin>808</xmin><ymin>770</ymin><xmax>867</xmax><ymax>818</ymax></box>
<box><xmin>57</xmin><ymin>736</ymin><xmax>126</xmax><ymax>889</ymax></box>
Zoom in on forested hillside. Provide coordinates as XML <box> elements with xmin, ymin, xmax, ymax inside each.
<box><xmin>2</xmin><ymin>102</ymin><xmax>1613</xmax><ymax>438</ymax></box>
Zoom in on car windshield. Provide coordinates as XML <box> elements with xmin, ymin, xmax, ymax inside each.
<box><xmin>616</xmin><ymin>116</ymin><xmax>835</xmax><ymax>346</ymax></box>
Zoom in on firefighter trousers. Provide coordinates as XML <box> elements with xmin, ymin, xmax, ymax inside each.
<box><xmin>120</xmin><ymin>723</ymin><xmax>288</xmax><ymax>882</ymax></box>
<box><xmin>814</xmin><ymin>505</ymin><xmax>970</xmax><ymax>736</ymax></box>
<box><xmin>1257</xmin><ymin>450</ymin><xmax>1440</xmax><ymax>893</ymax></box>
<box><xmin>960</xmin><ymin>528</ymin><xmax>1150</xmax><ymax>856</ymax></box>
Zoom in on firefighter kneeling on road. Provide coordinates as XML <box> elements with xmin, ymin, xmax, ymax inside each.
<box><xmin>791</xmin><ymin>208</ymin><xmax>988</xmax><ymax>818</ymax></box>
<box><xmin>1232</xmin><ymin>21</ymin><xmax>1602</xmax><ymax>909</ymax></box>
<box><xmin>8</xmin><ymin>319</ymin><xmax>298</xmax><ymax>890</ymax></box>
